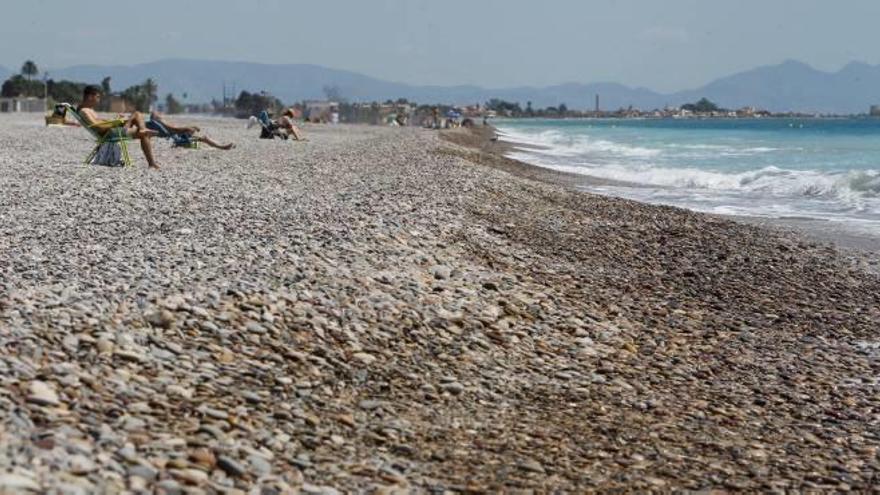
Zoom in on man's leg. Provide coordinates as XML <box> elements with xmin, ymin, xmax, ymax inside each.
<box><xmin>152</xmin><ymin>112</ymin><xmax>198</xmax><ymax>135</ymax></box>
<box><xmin>125</xmin><ymin>114</ymin><xmax>160</xmax><ymax>169</ymax></box>
<box><xmin>126</xmin><ymin>111</ymin><xmax>159</xmax><ymax>137</ymax></box>
<box><xmin>280</xmin><ymin>117</ymin><xmax>305</xmax><ymax>140</ymax></box>
<box><xmin>137</xmin><ymin>134</ymin><xmax>159</xmax><ymax>169</ymax></box>
<box><xmin>289</xmin><ymin>124</ymin><xmax>305</xmax><ymax>141</ymax></box>
<box><xmin>195</xmin><ymin>135</ymin><xmax>234</xmax><ymax>150</ymax></box>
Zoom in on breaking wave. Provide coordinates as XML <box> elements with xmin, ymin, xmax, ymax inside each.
<box><xmin>497</xmin><ymin>124</ymin><xmax>880</xmax><ymax>219</ymax></box>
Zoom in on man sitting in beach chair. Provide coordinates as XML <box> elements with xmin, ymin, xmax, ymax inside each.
<box><xmin>147</xmin><ymin>112</ymin><xmax>235</xmax><ymax>150</ymax></box>
<box><xmin>250</xmin><ymin>111</ymin><xmax>286</xmax><ymax>140</ymax></box>
<box><xmin>75</xmin><ymin>85</ymin><xmax>160</xmax><ymax>169</ymax></box>
<box><xmin>251</xmin><ymin>110</ymin><xmax>306</xmax><ymax>141</ymax></box>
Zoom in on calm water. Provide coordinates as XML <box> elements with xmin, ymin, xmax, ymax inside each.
<box><xmin>497</xmin><ymin>118</ymin><xmax>880</xmax><ymax>234</ymax></box>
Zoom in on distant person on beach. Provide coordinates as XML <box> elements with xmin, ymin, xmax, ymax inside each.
<box><xmin>148</xmin><ymin>112</ymin><xmax>235</xmax><ymax>150</ymax></box>
<box><xmin>45</xmin><ymin>104</ymin><xmax>81</xmax><ymax>127</ymax></box>
<box><xmin>278</xmin><ymin>109</ymin><xmax>306</xmax><ymax>141</ymax></box>
<box><xmin>76</xmin><ymin>85</ymin><xmax>160</xmax><ymax>169</ymax></box>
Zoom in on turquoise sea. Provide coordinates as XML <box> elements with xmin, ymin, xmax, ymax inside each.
<box><xmin>496</xmin><ymin>118</ymin><xmax>880</xmax><ymax>234</ymax></box>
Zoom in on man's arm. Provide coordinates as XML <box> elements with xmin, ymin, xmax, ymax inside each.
<box><xmin>77</xmin><ymin>107</ymin><xmax>100</xmax><ymax>126</ymax></box>
<box><xmin>78</xmin><ymin>108</ymin><xmax>127</xmax><ymax>135</ymax></box>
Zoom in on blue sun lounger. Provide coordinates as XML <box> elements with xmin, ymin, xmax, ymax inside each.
<box><xmin>257</xmin><ymin>111</ymin><xmax>288</xmax><ymax>140</ymax></box>
<box><xmin>146</xmin><ymin>116</ymin><xmax>199</xmax><ymax>149</ymax></box>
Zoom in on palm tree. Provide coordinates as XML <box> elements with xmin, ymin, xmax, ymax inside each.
<box><xmin>143</xmin><ymin>78</ymin><xmax>158</xmax><ymax>111</ymax></box>
<box><xmin>21</xmin><ymin>60</ymin><xmax>38</xmax><ymax>81</ymax></box>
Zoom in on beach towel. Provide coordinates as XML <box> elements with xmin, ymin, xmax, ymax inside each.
<box><xmin>90</xmin><ymin>128</ymin><xmax>128</xmax><ymax>166</ymax></box>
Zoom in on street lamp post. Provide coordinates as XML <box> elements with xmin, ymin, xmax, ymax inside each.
<box><xmin>43</xmin><ymin>72</ymin><xmax>49</xmax><ymax>112</ymax></box>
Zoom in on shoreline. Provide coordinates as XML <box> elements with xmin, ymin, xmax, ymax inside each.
<box><xmin>447</xmin><ymin>124</ymin><xmax>880</xmax><ymax>261</ymax></box>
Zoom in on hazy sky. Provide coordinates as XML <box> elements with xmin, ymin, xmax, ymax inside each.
<box><xmin>3</xmin><ymin>0</ymin><xmax>880</xmax><ymax>92</ymax></box>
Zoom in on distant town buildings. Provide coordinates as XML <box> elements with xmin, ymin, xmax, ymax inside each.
<box><xmin>567</xmin><ymin>105</ymin><xmax>772</xmax><ymax>119</ymax></box>
<box><xmin>304</xmin><ymin>100</ymin><xmax>339</xmax><ymax>122</ymax></box>
<box><xmin>0</xmin><ymin>96</ymin><xmax>46</xmax><ymax>113</ymax></box>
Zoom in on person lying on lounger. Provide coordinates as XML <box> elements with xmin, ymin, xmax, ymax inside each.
<box><xmin>147</xmin><ymin>112</ymin><xmax>236</xmax><ymax>150</ymax></box>
<box><xmin>76</xmin><ymin>85</ymin><xmax>160</xmax><ymax>169</ymax></box>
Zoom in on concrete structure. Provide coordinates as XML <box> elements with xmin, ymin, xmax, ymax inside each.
<box><xmin>304</xmin><ymin>100</ymin><xmax>338</xmax><ymax>122</ymax></box>
<box><xmin>0</xmin><ymin>97</ymin><xmax>46</xmax><ymax>113</ymax></box>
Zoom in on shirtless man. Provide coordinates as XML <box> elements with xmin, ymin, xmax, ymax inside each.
<box><xmin>279</xmin><ymin>108</ymin><xmax>306</xmax><ymax>141</ymax></box>
<box><xmin>76</xmin><ymin>85</ymin><xmax>160</xmax><ymax>169</ymax></box>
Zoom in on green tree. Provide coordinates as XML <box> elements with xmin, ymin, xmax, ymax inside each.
<box><xmin>1</xmin><ymin>75</ymin><xmax>44</xmax><ymax>98</ymax></box>
<box><xmin>682</xmin><ymin>97</ymin><xmax>723</xmax><ymax>113</ymax></box>
<box><xmin>143</xmin><ymin>78</ymin><xmax>158</xmax><ymax>111</ymax></box>
<box><xmin>119</xmin><ymin>79</ymin><xmax>161</xmax><ymax>112</ymax></box>
<box><xmin>121</xmin><ymin>83</ymin><xmax>147</xmax><ymax>112</ymax></box>
<box><xmin>558</xmin><ymin>103</ymin><xmax>568</xmax><ymax>115</ymax></box>
<box><xmin>234</xmin><ymin>90</ymin><xmax>284</xmax><ymax>117</ymax></box>
<box><xmin>121</xmin><ymin>86</ymin><xmax>141</xmax><ymax>111</ymax></box>
<box><xmin>97</xmin><ymin>77</ymin><xmax>113</xmax><ymax>111</ymax></box>
<box><xmin>46</xmin><ymin>79</ymin><xmax>87</xmax><ymax>104</ymax></box>
<box><xmin>21</xmin><ymin>60</ymin><xmax>38</xmax><ymax>81</ymax></box>
<box><xmin>322</xmin><ymin>84</ymin><xmax>345</xmax><ymax>103</ymax></box>
<box><xmin>486</xmin><ymin>98</ymin><xmax>523</xmax><ymax>116</ymax></box>
<box><xmin>526</xmin><ymin>101</ymin><xmax>534</xmax><ymax>116</ymax></box>
<box><xmin>165</xmin><ymin>93</ymin><xmax>183</xmax><ymax>114</ymax></box>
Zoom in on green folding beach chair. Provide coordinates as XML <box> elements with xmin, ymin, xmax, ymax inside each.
<box><xmin>60</xmin><ymin>103</ymin><xmax>132</xmax><ymax>167</ymax></box>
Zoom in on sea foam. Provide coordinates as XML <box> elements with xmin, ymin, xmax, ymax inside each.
<box><xmin>497</xmin><ymin>121</ymin><xmax>880</xmax><ymax>223</ymax></box>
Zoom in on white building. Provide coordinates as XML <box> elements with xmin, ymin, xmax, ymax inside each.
<box><xmin>0</xmin><ymin>97</ymin><xmax>46</xmax><ymax>113</ymax></box>
<box><xmin>304</xmin><ymin>100</ymin><xmax>338</xmax><ymax>121</ymax></box>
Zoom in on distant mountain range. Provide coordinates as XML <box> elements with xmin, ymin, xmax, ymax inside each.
<box><xmin>5</xmin><ymin>58</ymin><xmax>880</xmax><ymax>113</ymax></box>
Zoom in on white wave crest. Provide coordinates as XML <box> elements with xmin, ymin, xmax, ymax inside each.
<box><xmin>497</xmin><ymin>128</ymin><xmax>661</xmax><ymax>159</ymax></box>
<box><xmin>509</xmin><ymin>152</ymin><xmax>880</xmax><ymax>204</ymax></box>
<box><xmin>496</xmin><ymin>123</ymin><xmax>880</xmax><ymax>219</ymax></box>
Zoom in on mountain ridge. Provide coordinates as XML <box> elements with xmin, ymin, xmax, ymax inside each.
<box><xmin>14</xmin><ymin>58</ymin><xmax>880</xmax><ymax>113</ymax></box>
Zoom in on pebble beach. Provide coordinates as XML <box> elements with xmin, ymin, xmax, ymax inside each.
<box><xmin>1</xmin><ymin>113</ymin><xmax>880</xmax><ymax>492</ymax></box>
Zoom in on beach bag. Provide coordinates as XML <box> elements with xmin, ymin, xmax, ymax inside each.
<box><xmin>91</xmin><ymin>142</ymin><xmax>125</xmax><ymax>167</ymax></box>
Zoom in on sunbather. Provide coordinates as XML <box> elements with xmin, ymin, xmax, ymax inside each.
<box><xmin>279</xmin><ymin>109</ymin><xmax>306</xmax><ymax>141</ymax></box>
<box><xmin>76</xmin><ymin>85</ymin><xmax>160</xmax><ymax>169</ymax></box>
<box><xmin>147</xmin><ymin>112</ymin><xmax>235</xmax><ymax>150</ymax></box>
